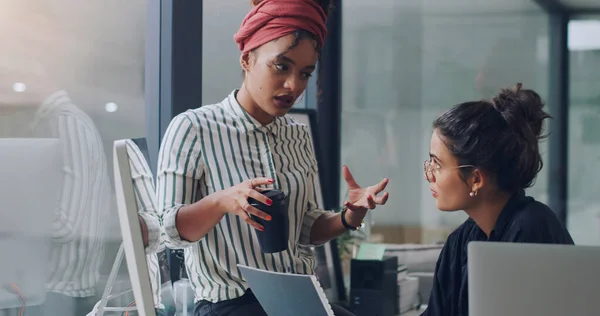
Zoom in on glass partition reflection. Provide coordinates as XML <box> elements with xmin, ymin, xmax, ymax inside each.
<box><xmin>0</xmin><ymin>1</ymin><xmax>146</xmax><ymax>315</ymax></box>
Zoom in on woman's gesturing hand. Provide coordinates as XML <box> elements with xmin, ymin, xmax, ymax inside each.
<box><xmin>342</xmin><ymin>165</ymin><xmax>389</xmax><ymax>226</ymax></box>
<box><xmin>214</xmin><ymin>177</ymin><xmax>274</xmax><ymax>231</ymax></box>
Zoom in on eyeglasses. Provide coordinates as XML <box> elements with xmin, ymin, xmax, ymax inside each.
<box><xmin>423</xmin><ymin>159</ymin><xmax>475</xmax><ymax>183</ymax></box>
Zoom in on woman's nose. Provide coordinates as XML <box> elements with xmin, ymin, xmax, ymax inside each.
<box><xmin>283</xmin><ymin>75</ymin><xmax>300</xmax><ymax>92</ymax></box>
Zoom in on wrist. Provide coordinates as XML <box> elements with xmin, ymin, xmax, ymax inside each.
<box><xmin>341</xmin><ymin>207</ymin><xmax>363</xmax><ymax>230</ymax></box>
<box><xmin>346</xmin><ymin>211</ymin><xmax>363</xmax><ymax>227</ymax></box>
<box><xmin>204</xmin><ymin>193</ymin><xmax>227</xmax><ymax>216</ymax></box>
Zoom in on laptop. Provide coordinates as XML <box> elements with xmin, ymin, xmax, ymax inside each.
<box><xmin>238</xmin><ymin>264</ymin><xmax>334</xmax><ymax>316</ymax></box>
<box><xmin>468</xmin><ymin>241</ymin><xmax>600</xmax><ymax>316</ymax></box>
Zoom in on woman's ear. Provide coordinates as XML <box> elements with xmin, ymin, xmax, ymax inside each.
<box><xmin>240</xmin><ymin>52</ymin><xmax>251</xmax><ymax>72</ymax></box>
<box><xmin>470</xmin><ymin>168</ymin><xmax>485</xmax><ymax>193</ymax></box>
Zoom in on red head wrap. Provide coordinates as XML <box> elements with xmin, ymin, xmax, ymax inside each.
<box><xmin>233</xmin><ymin>0</ymin><xmax>328</xmax><ymax>54</ymax></box>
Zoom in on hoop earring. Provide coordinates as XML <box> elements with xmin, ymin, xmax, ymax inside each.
<box><xmin>294</xmin><ymin>93</ymin><xmax>305</xmax><ymax>105</ymax></box>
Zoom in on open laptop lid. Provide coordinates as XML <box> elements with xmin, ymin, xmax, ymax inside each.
<box><xmin>468</xmin><ymin>241</ymin><xmax>600</xmax><ymax>316</ymax></box>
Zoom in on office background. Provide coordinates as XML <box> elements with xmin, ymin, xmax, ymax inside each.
<box><xmin>147</xmin><ymin>0</ymin><xmax>600</xmax><ymax>245</ymax></box>
<box><xmin>1</xmin><ymin>0</ymin><xmax>599</xmax><ymax>315</ymax></box>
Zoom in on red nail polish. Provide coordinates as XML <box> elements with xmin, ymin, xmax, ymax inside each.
<box><xmin>268</xmin><ymin>179</ymin><xmax>274</xmax><ymax>183</ymax></box>
<box><xmin>266</xmin><ymin>215</ymin><xmax>272</xmax><ymax>221</ymax></box>
<box><xmin>259</xmin><ymin>227</ymin><xmax>264</xmax><ymax>231</ymax></box>
<box><xmin>266</xmin><ymin>199</ymin><xmax>273</xmax><ymax>206</ymax></box>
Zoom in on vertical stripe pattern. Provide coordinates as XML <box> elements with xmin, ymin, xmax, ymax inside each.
<box><xmin>30</xmin><ymin>91</ymin><xmax>111</xmax><ymax>297</ymax></box>
<box><xmin>126</xmin><ymin>140</ymin><xmax>165</xmax><ymax>307</ymax></box>
<box><xmin>157</xmin><ymin>91</ymin><xmax>330</xmax><ymax>303</ymax></box>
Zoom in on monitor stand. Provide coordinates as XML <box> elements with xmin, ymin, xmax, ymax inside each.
<box><xmin>86</xmin><ymin>244</ymin><xmax>138</xmax><ymax>316</ymax></box>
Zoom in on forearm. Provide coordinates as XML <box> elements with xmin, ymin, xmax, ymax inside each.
<box><xmin>175</xmin><ymin>194</ymin><xmax>226</xmax><ymax>242</ymax></box>
<box><xmin>310</xmin><ymin>211</ymin><xmax>357</xmax><ymax>245</ymax></box>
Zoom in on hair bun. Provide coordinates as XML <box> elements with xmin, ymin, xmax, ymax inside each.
<box><xmin>491</xmin><ymin>83</ymin><xmax>551</xmax><ymax>141</ymax></box>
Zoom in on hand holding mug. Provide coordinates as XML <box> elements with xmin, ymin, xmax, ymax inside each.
<box><xmin>214</xmin><ymin>177</ymin><xmax>274</xmax><ymax>231</ymax></box>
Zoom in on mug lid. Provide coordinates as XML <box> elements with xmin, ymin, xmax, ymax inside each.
<box><xmin>262</xmin><ymin>189</ymin><xmax>286</xmax><ymax>201</ymax></box>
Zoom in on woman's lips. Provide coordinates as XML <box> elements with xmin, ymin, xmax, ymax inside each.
<box><xmin>274</xmin><ymin>95</ymin><xmax>293</xmax><ymax>108</ymax></box>
<box><xmin>430</xmin><ymin>188</ymin><xmax>438</xmax><ymax>198</ymax></box>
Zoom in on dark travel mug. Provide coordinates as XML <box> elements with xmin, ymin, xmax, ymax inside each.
<box><xmin>248</xmin><ymin>189</ymin><xmax>290</xmax><ymax>253</ymax></box>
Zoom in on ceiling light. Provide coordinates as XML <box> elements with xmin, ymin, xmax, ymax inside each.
<box><xmin>12</xmin><ymin>82</ymin><xmax>26</xmax><ymax>93</ymax></box>
<box><xmin>105</xmin><ymin>102</ymin><xmax>118</xmax><ymax>113</ymax></box>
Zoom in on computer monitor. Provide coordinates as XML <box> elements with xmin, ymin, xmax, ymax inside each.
<box><xmin>0</xmin><ymin>138</ymin><xmax>62</xmax><ymax>309</ymax></box>
<box><xmin>113</xmin><ymin>139</ymin><xmax>157</xmax><ymax>316</ymax></box>
<box><xmin>468</xmin><ymin>241</ymin><xmax>600</xmax><ymax>316</ymax></box>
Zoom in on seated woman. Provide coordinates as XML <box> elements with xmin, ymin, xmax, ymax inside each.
<box><xmin>422</xmin><ymin>83</ymin><xmax>574</xmax><ymax>316</ymax></box>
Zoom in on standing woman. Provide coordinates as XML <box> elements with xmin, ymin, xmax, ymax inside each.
<box><xmin>156</xmin><ymin>1</ymin><xmax>389</xmax><ymax>315</ymax></box>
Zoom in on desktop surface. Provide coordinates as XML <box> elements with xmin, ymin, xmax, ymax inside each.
<box><xmin>468</xmin><ymin>242</ymin><xmax>600</xmax><ymax>316</ymax></box>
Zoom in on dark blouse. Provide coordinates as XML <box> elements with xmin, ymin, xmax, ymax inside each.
<box><xmin>422</xmin><ymin>190</ymin><xmax>574</xmax><ymax>316</ymax></box>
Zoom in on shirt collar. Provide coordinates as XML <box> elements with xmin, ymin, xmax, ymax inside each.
<box><xmin>490</xmin><ymin>189</ymin><xmax>532</xmax><ymax>238</ymax></box>
<box><xmin>225</xmin><ymin>90</ymin><xmax>283</xmax><ymax>133</ymax></box>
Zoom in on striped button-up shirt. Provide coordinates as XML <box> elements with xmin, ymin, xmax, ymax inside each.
<box><xmin>125</xmin><ymin>139</ymin><xmax>165</xmax><ymax>308</ymax></box>
<box><xmin>157</xmin><ymin>90</ymin><xmax>330</xmax><ymax>303</ymax></box>
<box><xmin>31</xmin><ymin>91</ymin><xmax>112</xmax><ymax>297</ymax></box>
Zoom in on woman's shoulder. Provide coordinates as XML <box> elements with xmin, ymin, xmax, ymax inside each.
<box><xmin>507</xmin><ymin>198</ymin><xmax>574</xmax><ymax>244</ymax></box>
<box><xmin>171</xmin><ymin>102</ymin><xmax>228</xmax><ymax>125</ymax></box>
<box><xmin>513</xmin><ymin>198</ymin><xmax>561</xmax><ymax>226</ymax></box>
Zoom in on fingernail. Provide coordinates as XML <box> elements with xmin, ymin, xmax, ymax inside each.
<box><xmin>268</xmin><ymin>179</ymin><xmax>274</xmax><ymax>183</ymax></box>
<box><xmin>368</xmin><ymin>195</ymin><xmax>372</xmax><ymax>199</ymax></box>
<box><xmin>266</xmin><ymin>199</ymin><xmax>273</xmax><ymax>206</ymax></box>
<box><xmin>259</xmin><ymin>227</ymin><xmax>264</xmax><ymax>231</ymax></box>
<box><xmin>266</xmin><ymin>215</ymin><xmax>272</xmax><ymax>221</ymax></box>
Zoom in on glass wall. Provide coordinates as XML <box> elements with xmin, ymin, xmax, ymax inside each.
<box><xmin>202</xmin><ymin>1</ymin><xmax>248</xmax><ymax>105</ymax></box>
<box><xmin>567</xmin><ymin>17</ymin><xmax>600</xmax><ymax>246</ymax></box>
<box><xmin>341</xmin><ymin>0</ymin><xmax>551</xmax><ymax>245</ymax></box>
<box><xmin>0</xmin><ymin>1</ymin><xmax>145</xmax><ymax>315</ymax></box>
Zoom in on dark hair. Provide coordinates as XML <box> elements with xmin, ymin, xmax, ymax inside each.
<box><xmin>248</xmin><ymin>0</ymin><xmax>334</xmax><ymax>96</ymax></box>
<box><xmin>433</xmin><ymin>83</ymin><xmax>551</xmax><ymax>193</ymax></box>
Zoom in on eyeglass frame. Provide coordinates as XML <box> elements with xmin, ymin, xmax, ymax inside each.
<box><xmin>423</xmin><ymin>159</ymin><xmax>475</xmax><ymax>183</ymax></box>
